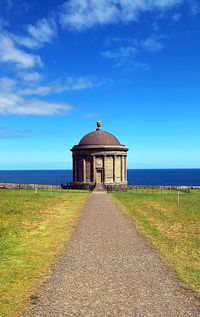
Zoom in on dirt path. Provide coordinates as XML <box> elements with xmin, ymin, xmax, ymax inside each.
<box><xmin>30</xmin><ymin>192</ymin><xmax>199</xmax><ymax>317</ymax></box>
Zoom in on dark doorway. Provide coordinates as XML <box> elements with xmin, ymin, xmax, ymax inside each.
<box><xmin>96</xmin><ymin>170</ymin><xmax>103</xmax><ymax>184</ymax></box>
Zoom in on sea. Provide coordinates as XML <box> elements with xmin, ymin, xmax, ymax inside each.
<box><xmin>0</xmin><ymin>169</ymin><xmax>200</xmax><ymax>186</ymax></box>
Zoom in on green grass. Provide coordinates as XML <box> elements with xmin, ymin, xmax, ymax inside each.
<box><xmin>112</xmin><ymin>189</ymin><xmax>200</xmax><ymax>295</ymax></box>
<box><xmin>0</xmin><ymin>189</ymin><xmax>89</xmax><ymax>317</ymax></box>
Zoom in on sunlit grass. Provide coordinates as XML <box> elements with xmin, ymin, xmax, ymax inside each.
<box><xmin>0</xmin><ymin>189</ymin><xmax>89</xmax><ymax>317</ymax></box>
<box><xmin>112</xmin><ymin>189</ymin><xmax>200</xmax><ymax>295</ymax></box>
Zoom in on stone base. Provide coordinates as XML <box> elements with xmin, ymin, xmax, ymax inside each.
<box><xmin>72</xmin><ymin>182</ymin><xmax>127</xmax><ymax>192</ymax></box>
<box><xmin>105</xmin><ymin>183</ymin><xmax>128</xmax><ymax>192</ymax></box>
<box><xmin>72</xmin><ymin>182</ymin><xmax>95</xmax><ymax>191</ymax></box>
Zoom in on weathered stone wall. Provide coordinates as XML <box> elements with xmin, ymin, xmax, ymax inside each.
<box><xmin>127</xmin><ymin>185</ymin><xmax>200</xmax><ymax>191</ymax></box>
<box><xmin>0</xmin><ymin>183</ymin><xmax>61</xmax><ymax>189</ymax></box>
<box><xmin>106</xmin><ymin>184</ymin><xmax>127</xmax><ymax>192</ymax></box>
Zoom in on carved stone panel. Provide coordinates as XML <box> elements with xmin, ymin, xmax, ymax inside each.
<box><xmin>95</xmin><ymin>157</ymin><xmax>103</xmax><ymax>168</ymax></box>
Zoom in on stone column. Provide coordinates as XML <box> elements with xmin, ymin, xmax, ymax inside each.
<box><xmin>123</xmin><ymin>156</ymin><xmax>126</xmax><ymax>182</ymax></box>
<box><xmin>75</xmin><ymin>156</ymin><xmax>79</xmax><ymax>182</ymax></box>
<box><xmin>121</xmin><ymin>156</ymin><xmax>123</xmax><ymax>182</ymax></box>
<box><xmin>83</xmin><ymin>158</ymin><xmax>86</xmax><ymax>183</ymax></box>
<box><xmin>124</xmin><ymin>156</ymin><xmax>127</xmax><ymax>181</ymax></box>
<box><xmin>113</xmin><ymin>155</ymin><xmax>116</xmax><ymax>183</ymax></box>
<box><xmin>73</xmin><ymin>156</ymin><xmax>75</xmax><ymax>182</ymax></box>
<box><xmin>103</xmin><ymin>155</ymin><xmax>106</xmax><ymax>183</ymax></box>
<box><xmin>92</xmin><ymin>155</ymin><xmax>96</xmax><ymax>183</ymax></box>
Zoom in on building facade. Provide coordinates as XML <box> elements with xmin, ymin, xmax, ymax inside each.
<box><xmin>71</xmin><ymin>121</ymin><xmax>128</xmax><ymax>191</ymax></box>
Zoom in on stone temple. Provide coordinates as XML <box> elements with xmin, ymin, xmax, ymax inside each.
<box><xmin>71</xmin><ymin>121</ymin><xmax>128</xmax><ymax>191</ymax></box>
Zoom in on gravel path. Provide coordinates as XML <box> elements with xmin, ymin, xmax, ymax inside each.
<box><xmin>31</xmin><ymin>192</ymin><xmax>199</xmax><ymax>317</ymax></box>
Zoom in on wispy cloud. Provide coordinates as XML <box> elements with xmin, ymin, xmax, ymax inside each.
<box><xmin>60</xmin><ymin>0</ymin><xmax>185</xmax><ymax>30</ymax></box>
<box><xmin>0</xmin><ymin>75</ymin><xmax>103</xmax><ymax>115</ymax></box>
<box><xmin>0</xmin><ymin>76</ymin><xmax>16</xmax><ymax>91</ymax></box>
<box><xmin>101</xmin><ymin>45</ymin><xmax>138</xmax><ymax>67</ymax></box>
<box><xmin>105</xmin><ymin>36</ymin><xmax>138</xmax><ymax>46</ymax></box>
<box><xmin>102</xmin><ymin>46</ymin><xmax>137</xmax><ymax>59</ymax></box>
<box><xmin>141</xmin><ymin>38</ymin><xmax>164</xmax><ymax>52</ymax></box>
<box><xmin>0</xmin><ymin>92</ymin><xmax>73</xmax><ymax>115</ymax></box>
<box><xmin>17</xmin><ymin>71</ymin><xmax>42</xmax><ymax>82</ymax></box>
<box><xmin>0</xmin><ymin>17</ymin><xmax>56</xmax><ymax>72</ymax></box>
<box><xmin>60</xmin><ymin>0</ymin><xmax>118</xmax><ymax>30</ymax></box>
<box><xmin>171</xmin><ymin>13</ymin><xmax>182</xmax><ymax>21</ymax></box>
<box><xmin>0</xmin><ymin>126</ymin><xmax>64</xmax><ymax>138</ymax></box>
<box><xmin>21</xmin><ymin>76</ymin><xmax>103</xmax><ymax>96</ymax></box>
<box><xmin>13</xmin><ymin>18</ymin><xmax>57</xmax><ymax>49</ymax></box>
<box><xmin>0</xmin><ymin>13</ymin><xmax>104</xmax><ymax>115</ymax></box>
<box><xmin>102</xmin><ymin>36</ymin><xmax>163</xmax><ymax>68</ymax></box>
<box><xmin>0</xmin><ymin>18</ymin><xmax>8</xmax><ymax>30</ymax></box>
<box><xmin>0</xmin><ymin>0</ymin><xmax>195</xmax><ymax>116</ymax></box>
<box><xmin>0</xmin><ymin>127</ymin><xmax>36</xmax><ymax>138</ymax></box>
<box><xmin>190</xmin><ymin>0</ymin><xmax>200</xmax><ymax>17</ymax></box>
<box><xmin>0</xmin><ymin>33</ymin><xmax>42</xmax><ymax>68</ymax></box>
<box><xmin>85</xmin><ymin>113</ymin><xmax>95</xmax><ymax>118</ymax></box>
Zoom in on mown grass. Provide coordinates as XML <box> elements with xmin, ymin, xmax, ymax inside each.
<box><xmin>0</xmin><ymin>189</ymin><xmax>89</xmax><ymax>317</ymax></box>
<box><xmin>112</xmin><ymin>189</ymin><xmax>200</xmax><ymax>295</ymax></box>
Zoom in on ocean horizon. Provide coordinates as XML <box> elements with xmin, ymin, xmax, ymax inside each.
<box><xmin>0</xmin><ymin>169</ymin><xmax>200</xmax><ymax>186</ymax></box>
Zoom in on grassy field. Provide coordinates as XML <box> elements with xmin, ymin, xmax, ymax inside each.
<box><xmin>112</xmin><ymin>188</ymin><xmax>200</xmax><ymax>295</ymax></box>
<box><xmin>0</xmin><ymin>189</ymin><xmax>89</xmax><ymax>317</ymax></box>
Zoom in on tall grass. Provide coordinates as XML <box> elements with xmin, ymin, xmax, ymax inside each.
<box><xmin>0</xmin><ymin>189</ymin><xmax>89</xmax><ymax>317</ymax></box>
<box><xmin>112</xmin><ymin>189</ymin><xmax>200</xmax><ymax>295</ymax></box>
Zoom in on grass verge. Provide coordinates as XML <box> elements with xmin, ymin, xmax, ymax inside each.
<box><xmin>0</xmin><ymin>189</ymin><xmax>89</xmax><ymax>317</ymax></box>
<box><xmin>111</xmin><ymin>189</ymin><xmax>200</xmax><ymax>295</ymax></box>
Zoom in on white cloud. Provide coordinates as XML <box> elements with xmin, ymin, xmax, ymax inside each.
<box><xmin>0</xmin><ymin>77</ymin><xmax>16</xmax><ymax>91</ymax></box>
<box><xmin>28</xmin><ymin>18</ymin><xmax>56</xmax><ymax>43</ymax></box>
<box><xmin>60</xmin><ymin>0</ymin><xmax>184</xmax><ymax>30</ymax></box>
<box><xmin>101</xmin><ymin>46</ymin><xmax>138</xmax><ymax>67</ymax></box>
<box><xmin>102</xmin><ymin>46</ymin><xmax>137</xmax><ymax>60</ymax></box>
<box><xmin>190</xmin><ymin>0</ymin><xmax>200</xmax><ymax>17</ymax></box>
<box><xmin>0</xmin><ymin>74</ymin><xmax>102</xmax><ymax>115</ymax></box>
<box><xmin>0</xmin><ymin>34</ymin><xmax>42</xmax><ymax>68</ymax></box>
<box><xmin>14</xmin><ymin>18</ymin><xmax>57</xmax><ymax>49</ymax></box>
<box><xmin>60</xmin><ymin>0</ymin><xmax>118</xmax><ymax>30</ymax></box>
<box><xmin>17</xmin><ymin>71</ymin><xmax>42</xmax><ymax>82</ymax></box>
<box><xmin>152</xmin><ymin>22</ymin><xmax>160</xmax><ymax>32</ymax></box>
<box><xmin>102</xmin><ymin>45</ymin><xmax>150</xmax><ymax>70</ymax></box>
<box><xmin>141</xmin><ymin>38</ymin><xmax>164</xmax><ymax>52</ymax></box>
<box><xmin>21</xmin><ymin>77</ymin><xmax>103</xmax><ymax>96</ymax></box>
<box><xmin>0</xmin><ymin>92</ymin><xmax>73</xmax><ymax>115</ymax></box>
<box><xmin>0</xmin><ymin>19</ymin><xmax>55</xmax><ymax>71</ymax></box>
<box><xmin>101</xmin><ymin>37</ymin><xmax>163</xmax><ymax>68</ymax></box>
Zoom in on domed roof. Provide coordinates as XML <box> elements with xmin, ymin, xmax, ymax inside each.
<box><xmin>78</xmin><ymin>121</ymin><xmax>121</xmax><ymax>146</ymax></box>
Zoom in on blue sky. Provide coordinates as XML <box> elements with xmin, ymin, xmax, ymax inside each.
<box><xmin>0</xmin><ymin>0</ymin><xmax>200</xmax><ymax>170</ymax></box>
